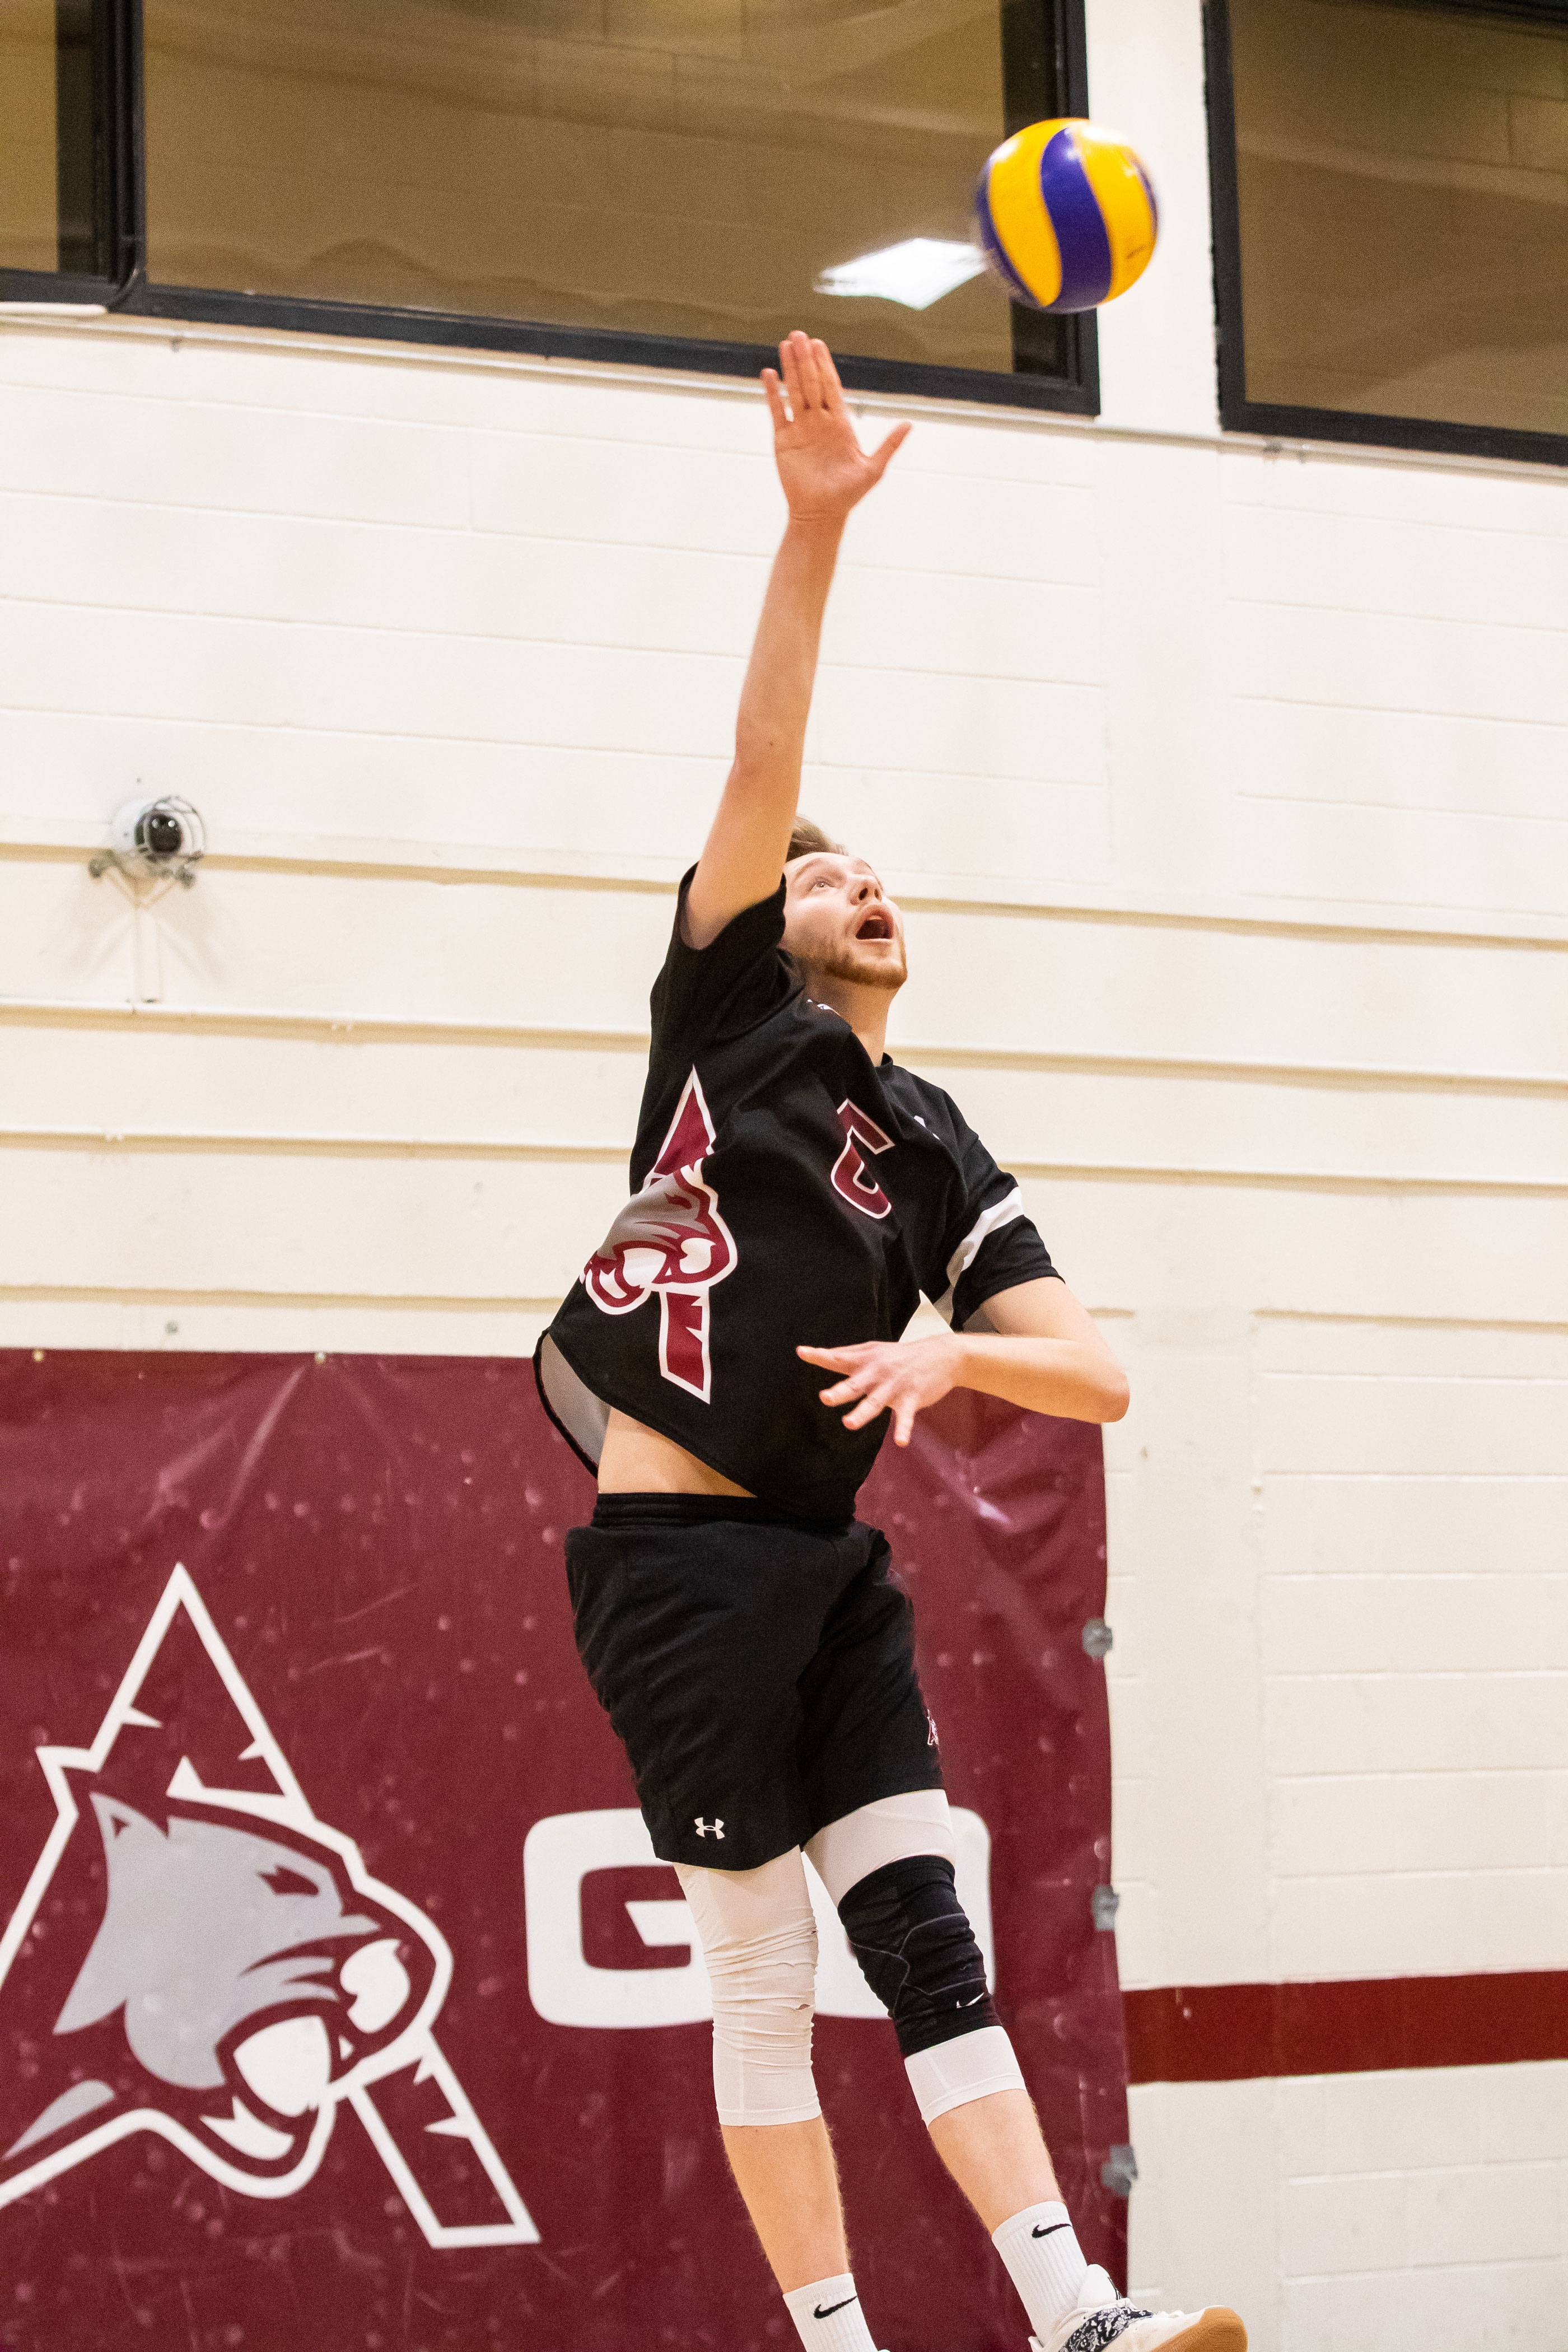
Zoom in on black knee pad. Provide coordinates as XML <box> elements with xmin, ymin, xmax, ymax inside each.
<box><xmin>836</xmin><ymin>1853</ymin><xmax>997</xmax><ymax>2059</ymax></box>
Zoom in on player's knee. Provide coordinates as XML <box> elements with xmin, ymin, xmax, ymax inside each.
<box><xmin>837</xmin><ymin>1852</ymin><xmax>997</xmax><ymax>2056</ymax></box>
<box><xmin>838</xmin><ymin>1854</ymin><xmax>1032</xmax><ymax>2125</ymax></box>
<box><xmin>676</xmin><ymin>1853</ymin><xmax>820</xmax><ymax>2127</ymax></box>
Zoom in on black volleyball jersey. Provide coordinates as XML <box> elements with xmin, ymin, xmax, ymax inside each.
<box><xmin>536</xmin><ymin>870</ymin><xmax>1059</xmax><ymax>1518</ymax></box>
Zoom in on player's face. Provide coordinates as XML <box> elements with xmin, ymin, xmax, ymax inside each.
<box><xmin>782</xmin><ymin>852</ymin><xmax>908</xmax><ymax>994</ymax></box>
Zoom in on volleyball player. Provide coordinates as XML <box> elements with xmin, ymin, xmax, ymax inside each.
<box><xmin>536</xmin><ymin>333</ymin><xmax>1245</xmax><ymax>2352</ymax></box>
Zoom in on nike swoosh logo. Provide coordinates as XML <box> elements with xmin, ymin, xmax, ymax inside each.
<box><xmin>814</xmin><ymin>2296</ymin><xmax>858</xmax><ymax>2318</ymax></box>
<box><xmin>1032</xmin><ymin>2222</ymin><xmax>1071</xmax><ymax>2241</ymax></box>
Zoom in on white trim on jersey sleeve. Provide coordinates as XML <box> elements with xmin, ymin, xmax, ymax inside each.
<box><xmin>931</xmin><ymin>1186</ymin><xmax>1026</xmax><ymax>1326</ymax></box>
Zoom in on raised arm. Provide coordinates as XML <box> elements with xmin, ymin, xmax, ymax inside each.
<box><xmin>683</xmin><ymin>332</ymin><xmax>909</xmax><ymax>951</ymax></box>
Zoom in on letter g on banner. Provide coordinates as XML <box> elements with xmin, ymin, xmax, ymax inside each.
<box><xmin>522</xmin><ymin>1809</ymin><xmax>996</xmax><ymax>2029</ymax></box>
<box><xmin>522</xmin><ymin>1812</ymin><xmax>712</xmax><ymax>2028</ymax></box>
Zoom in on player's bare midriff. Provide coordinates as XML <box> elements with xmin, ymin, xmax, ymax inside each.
<box><xmin>597</xmin><ymin>1406</ymin><xmax>754</xmax><ymax>1497</ymax></box>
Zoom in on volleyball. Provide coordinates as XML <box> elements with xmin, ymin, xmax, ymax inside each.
<box><xmin>976</xmin><ymin>118</ymin><xmax>1159</xmax><ymax>313</ymax></box>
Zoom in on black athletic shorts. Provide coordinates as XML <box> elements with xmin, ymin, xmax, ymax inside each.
<box><xmin>564</xmin><ymin>1494</ymin><xmax>945</xmax><ymax>1872</ymax></box>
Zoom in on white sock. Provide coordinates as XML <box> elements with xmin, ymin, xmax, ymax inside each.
<box><xmin>992</xmin><ymin>2201</ymin><xmax>1090</xmax><ymax>2340</ymax></box>
<box><xmin>782</xmin><ymin>2272</ymin><xmax>878</xmax><ymax>2352</ymax></box>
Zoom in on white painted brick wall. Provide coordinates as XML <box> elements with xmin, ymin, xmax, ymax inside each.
<box><xmin>2</xmin><ymin>1</ymin><xmax>1565</xmax><ymax>2340</ymax></box>
<box><xmin>1130</xmin><ymin>2065</ymin><xmax>1568</xmax><ymax>2352</ymax></box>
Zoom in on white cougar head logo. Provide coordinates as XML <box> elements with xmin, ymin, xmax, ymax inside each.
<box><xmin>0</xmin><ymin>1567</ymin><xmax>536</xmax><ymax>2244</ymax></box>
<box><xmin>32</xmin><ymin>1790</ymin><xmax>432</xmax><ymax>2181</ymax></box>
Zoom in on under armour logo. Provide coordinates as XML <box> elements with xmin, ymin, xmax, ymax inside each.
<box><xmin>693</xmin><ymin>1817</ymin><xmax>725</xmax><ymax>1841</ymax></box>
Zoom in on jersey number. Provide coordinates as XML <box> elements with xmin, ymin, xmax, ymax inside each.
<box><xmin>832</xmin><ymin>1100</ymin><xmax>894</xmax><ymax>1221</ymax></box>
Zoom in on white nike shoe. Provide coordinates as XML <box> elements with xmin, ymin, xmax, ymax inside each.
<box><xmin>1030</xmin><ymin>2265</ymin><xmax>1247</xmax><ymax>2352</ymax></box>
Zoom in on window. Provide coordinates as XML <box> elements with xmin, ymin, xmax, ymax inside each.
<box><xmin>0</xmin><ymin>0</ymin><xmax>1097</xmax><ymax>413</ymax></box>
<box><xmin>0</xmin><ymin>0</ymin><xmax>60</xmax><ymax>274</ymax></box>
<box><xmin>1206</xmin><ymin>0</ymin><xmax>1568</xmax><ymax>462</ymax></box>
<box><xmin>0</xmin><ymin>0</ymin><xmax>134</xmax><ymax>292</ymax></box>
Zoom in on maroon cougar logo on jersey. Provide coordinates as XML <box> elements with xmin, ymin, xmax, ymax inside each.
<box><xmin>584</xmin><ymin>1068</ymin><xmax>737</xmax><ymax>1402</ymax></box>
<box><xmin>0</xmin><ymin>1567</ymin><xmax>536</xmax><ymax>2246</ymax></box>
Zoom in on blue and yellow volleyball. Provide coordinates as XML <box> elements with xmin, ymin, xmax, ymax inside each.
<box><xmin>976</xmin><ymin>119</ymin><xmax>1159</xmax><ymax>313</ymax></box>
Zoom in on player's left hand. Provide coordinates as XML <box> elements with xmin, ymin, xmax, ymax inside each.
<box><xmin>797</xmin><ymin>1335</ymin><xmax>961</xmax><ymax>1447</ymax></box>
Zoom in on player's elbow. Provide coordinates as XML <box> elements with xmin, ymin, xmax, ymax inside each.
<box><xmin>1094</xmin><ymin>1363</ymin><xmax>1131</xmax><ymax>1423</ymax></box>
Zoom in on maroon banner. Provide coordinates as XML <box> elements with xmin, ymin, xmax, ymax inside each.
<box><xmin>0</xmin><ymin>1350</ymin><xmax>1126</xmax><ymax>2351</ymax></box>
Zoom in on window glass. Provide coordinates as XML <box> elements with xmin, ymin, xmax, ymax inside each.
<box><xmin>0</xmin><ymin>0</ymin><xmax>63</xmax><ymax>270</ymax></box>
<box><xmin>1229</xmin><ymin>0</ymin><xmax>1568</xmax><ymax>438</ymax></box>
<box><xmin>143</xmin><ymin>0</ymin><xmax>1068</xmax><ymax>380</ymax></box>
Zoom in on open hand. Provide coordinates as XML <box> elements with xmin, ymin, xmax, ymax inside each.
<box><xmin>763</xmin><ymin>332</ymin><xmax>910</xmax><ymax>525</ymax></box>
<box><xmin>797</xmin><ymin>1333</ymin><xmax>960</xmax><ymax>1448</ymax></box>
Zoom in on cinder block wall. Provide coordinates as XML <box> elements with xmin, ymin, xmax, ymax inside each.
<box><xmin>2</xmin><ymin>2</ymin><xmax>1565</xmax><ymax>2342</ymax></box>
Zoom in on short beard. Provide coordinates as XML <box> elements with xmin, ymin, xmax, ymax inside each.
<box><xmin>800</xmin><ymin>945</ymin><xmax>907</xmax><ymax>995</ymax></box>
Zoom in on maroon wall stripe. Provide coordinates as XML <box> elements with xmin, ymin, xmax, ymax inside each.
<box><xmin>1124</xmin><ymin>1973</ymin><xmax>1568</xmax><ymax>2083</ymax></box>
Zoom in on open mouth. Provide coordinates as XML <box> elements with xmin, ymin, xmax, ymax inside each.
<box><xmin>855</xmin><ymin>909</ymin><xmax>893</xmax><ymax>942</ymax></box>
<box><xmin>200</xmin><ymin>1935</ymin><xmax>416</xmax><ymax>2166</ymax></box>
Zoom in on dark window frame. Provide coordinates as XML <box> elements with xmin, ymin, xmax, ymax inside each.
<box><xmin>2</xmin><ymin>0</ymin><xmax>1100</xmax><ymax>416</ymax></box>
<box><xmin>1204</xmin><ymin>0</ymin><xmax>1568</xmax><ymax>468</ymax></box>
<box><xmin>0</xmin><ymin>0</ymin><xmax>140</xmax><ymax>302</ymax></box>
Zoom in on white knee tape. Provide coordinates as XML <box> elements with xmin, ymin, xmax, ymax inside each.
<box><xmin>676</xmin><ymin>1851</ymin><xmax>821</xmax><ymax>2127</ymax></box>
<box><xmin>804</xmin><ymin>1789</ymin><xmax>956</xmax><ymax>1907</ymax></box>
<box><xmin>904</xmin><ymin>2023</ymin><xmax>1028</xmax><ymax>2124</ymax></box>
